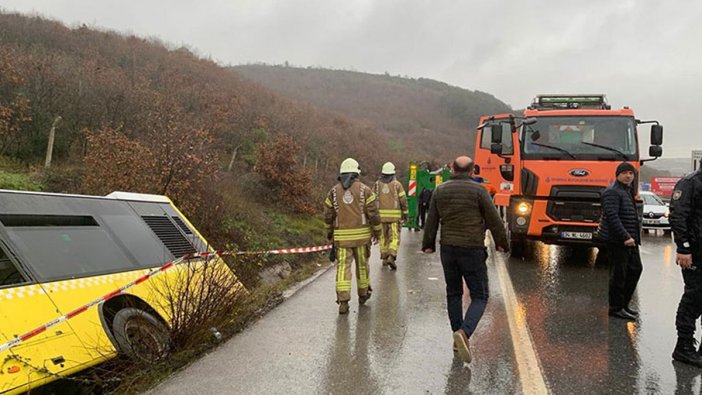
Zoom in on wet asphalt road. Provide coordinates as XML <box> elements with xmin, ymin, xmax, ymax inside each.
<box><xmin>150</xmin><ymin>229</ymin><xmax>699</xmax><ymax>394</ymax></box>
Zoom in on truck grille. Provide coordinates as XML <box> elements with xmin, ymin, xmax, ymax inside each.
<box><xmin>547</xmin><ymin>186</ymin><xmax>604</xmax><ymax>223</ymax></box>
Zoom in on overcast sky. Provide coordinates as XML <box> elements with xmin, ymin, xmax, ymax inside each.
<box><xmin>2</xmin><ymin>0</ymin><xmax>699</xmax><ymax>158</ymax></box>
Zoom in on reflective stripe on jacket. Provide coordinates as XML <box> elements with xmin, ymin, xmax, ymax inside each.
<box><xmin>374</xmin><ymin>179</ymin><xmax>408</xmax><ymax>223</ymax></box>
<box><xmin>324</xmin><ymin>179</ymin><xmax>382</xmax><ymax>247</ymax></box>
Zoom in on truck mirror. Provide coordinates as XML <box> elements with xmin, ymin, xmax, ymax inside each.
<box><xmin>650</xmin><ymin>125</ymin><xmax>663</xmax><ymax>146</ymax></box>
<box><xmin>474</xmin><ymin>164</ymin><xmax>481</xmax><ymax>175</ymax></box>
<box><xmin>649</xmin><ymin>145</ymin><xmax>662</xmax><ymax>157</ymax></box>
<box><xmin>491</xmin><ymin>125</ymin><xmax>503</xmax><ymax>144</ymax></box>
<box><xmin>491</xmin><ymin>143</ymin><xmax>503</xmax><ymax>155</ymax></box>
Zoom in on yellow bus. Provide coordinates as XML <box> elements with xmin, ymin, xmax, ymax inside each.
<box><xmin>0</xmin><ymin>190</ymin><xmax>238</xmax><ymax>394</ymax></box>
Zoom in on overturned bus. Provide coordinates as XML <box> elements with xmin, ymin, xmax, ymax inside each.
<box><xmin>0</xmin><ymin>190</ymin><xmax>241</xmax><ymax>394</ymax></box>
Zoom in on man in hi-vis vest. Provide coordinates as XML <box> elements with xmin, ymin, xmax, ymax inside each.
<box><xmin>374</xmin><ymin>162</ymin><xmax>408</xmax><ymax>270</ymax></box>
<box><xmin>324</xmin><ymin>158</ymin><xmax>382</xmax><ymax>314</ymax></box>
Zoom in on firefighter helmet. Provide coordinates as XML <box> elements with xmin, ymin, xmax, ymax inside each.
<box><xmin>339</xmin><ymin>158</ymin><xmax>361</xmax><ymax>174</ymax></box>
<box><xmin>381</xmin><ymin>162</ymin><xmax>396</xmax><ymax>175</ymax></box>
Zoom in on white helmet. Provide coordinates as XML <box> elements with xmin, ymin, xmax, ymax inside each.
<box><xmin>339</xmin><ymin>158</ymin><xmax>361</xmax><ymax>174</ymax></box>
<box><xmin>381</xmin><ymin>162</ymin><xmax>395</xmax><ymax>175</ymax></box>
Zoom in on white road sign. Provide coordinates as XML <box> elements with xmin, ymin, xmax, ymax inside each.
<box><xmin>694</xmin><ymin>150</ymin><xmax>702</xmax><ymax>172</ymax></box>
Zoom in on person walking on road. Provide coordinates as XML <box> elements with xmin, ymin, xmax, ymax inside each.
<box><xmin>670</xmin><ymin>167</ymin><xmax>702</xmax><ymax>367</ymax></box>
<box><xmin>324</xmin><ymin>158</ymin><xmax>382</xmax><ymax>315</ymax></box>
<box><xmin>598</xmin><ymin>162</ymin><xmax>643</xmax><ymax>321</ymax></box>
<box><xmin>374</xmin><ymin>162</ymin><xmax>408</xmax><ymax>270</ymax></box>
<box><xmin>418</xmin><ymin>187</ymin><xmax>433</xmax><ymax>229</ymax></box>
<box><xmin>421</xmin><ymin>156</ymin><xmax>508</xmax><ymax>364</ymax></box>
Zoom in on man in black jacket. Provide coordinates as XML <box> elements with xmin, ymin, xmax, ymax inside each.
<box><xmin>418</xmin><ymin>187</ymin><xmax>432</xmax><ymax>229</ymax></box>
<box><xmin>422</xmin><ymin>156</ymin><xmax>508</xmax><ymax>364</ymax></box>
<box><xmin>598</xmin><ymin>162</ymin><xmax>642</xmax><ymax>320</ymax></box>
<box><xmin>670</xmin><ymin>168</ymin><xmax>702</xmax><ymax>367</ymax></box>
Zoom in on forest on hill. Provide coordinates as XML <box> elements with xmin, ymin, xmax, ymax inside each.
<box><xmin>234</xmin><ymin>64</ymin><xmax>512</xmax><ymax>161</ymax></box>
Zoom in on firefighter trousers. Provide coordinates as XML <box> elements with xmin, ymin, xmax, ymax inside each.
<box><xmin>379</xmin><ymin>222</ymin><xmax>401</xmax><ymax>259</ymax></box>
<box><xmin>336</xmin><ymin>245</ymin><xmax>371</xmax><ymax>302</ymax></box>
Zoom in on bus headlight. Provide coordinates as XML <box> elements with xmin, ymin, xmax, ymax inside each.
<box><xmin>516</xmin><ymin>202</ymin><xmax>531</xmax><ymax>216</ymax></box>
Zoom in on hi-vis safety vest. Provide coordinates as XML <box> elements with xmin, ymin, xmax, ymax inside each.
<box><xmin>324</xmin><ymin>180</ymin><xmax>382</xmax><ymax>248</ymax></box>
<box><xmin>374</xmin><ymin>179</ymin><xmax>409</xmax><ymax>223</ymax></box>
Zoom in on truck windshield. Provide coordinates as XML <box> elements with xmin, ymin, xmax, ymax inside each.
<box><xmin>521</xmin><ymin>116</ymin><xmax>637</xmax><ymax>160</ymax></box>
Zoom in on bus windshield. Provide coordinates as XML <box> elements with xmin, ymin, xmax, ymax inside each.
<box><xmin>521</xmin><ymin>116</ymin><xmax>638</xmax><ymax>161</ymax></box>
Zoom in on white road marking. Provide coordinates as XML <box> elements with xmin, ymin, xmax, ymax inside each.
<box><xmin>488</xmin><ymin>237</ymin><xmax>549</xmax><ymax>394</ymax></box>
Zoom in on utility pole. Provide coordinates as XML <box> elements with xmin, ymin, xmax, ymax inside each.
<box><xmin>44</xmin><ymin>115</ymin><xmax>62</xmax><ymax>169</ymax></box>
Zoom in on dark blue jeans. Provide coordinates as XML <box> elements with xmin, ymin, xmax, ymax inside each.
<box><xmin>440</xmin><ymin>245</ymin><xmax>489</xmax><ymax>337</ymax></box>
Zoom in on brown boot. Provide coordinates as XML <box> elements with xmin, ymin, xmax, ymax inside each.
<box><xmin>453</xmin><ymin>329</ymin><xmax>471</xmax><ymax>363</ymax></box>
<box><xmin>338</xmin><ymin>301</ymin><xmax>349</xmax><ymax>315</ymax></box>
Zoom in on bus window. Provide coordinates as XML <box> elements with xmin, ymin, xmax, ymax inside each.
<box><xmin>0</xmin><ymin>214</ymin><xmax>138</xmax><ymax>281</ymax></box>
<box><xmin>0</xmin><ymin>247</ymin><xmax>26</xmax><ymax>287</ymax></box>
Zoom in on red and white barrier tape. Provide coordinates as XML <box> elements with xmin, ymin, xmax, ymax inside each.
<box><xmin>0</xmin><ymin>244</ymin><xmax>331</xmax><ymax>353</ymax></box>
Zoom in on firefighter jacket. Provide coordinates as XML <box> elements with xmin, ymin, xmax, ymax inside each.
<box><xmin>324</xmin><ymin>178</ymin><xmax>382</xmax><ymax>248</ymax></box>
<box><xmin>374</xmin><ymin>178</ymin><xmax>409</xmax><ymax>223</ymax></box>
<box><xmin>670</xmin><ymin>169</ymin><xmax>702</xmax><ymax>258</ymax></box>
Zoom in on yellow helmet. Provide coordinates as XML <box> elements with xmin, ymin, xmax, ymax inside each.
<box><xmin>339</xmin><ymin>158</ymin><xmax>361</xmax><ymax>174</ymax></box>
<box><xmin>381</xmin><ymin>162</ymin><xmax>395</xmax><ymax>175</ymax></box>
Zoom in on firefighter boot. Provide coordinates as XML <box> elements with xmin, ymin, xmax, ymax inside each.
<box><xmin>338</xmin><ymin>301</ymin><xmax>349</xmax><ymax>315</ymax></box>
<box><xmin>673</xmin><ymin>338</ymin><xmax>702</xmax><ymax>367</ymax></box>
<box><xmin>359</xmin><ymin>286</ymin><xmax>372</xmax><ymax>305</ymax></box>
<box><xmin>387</xmin><ymin>255</ymin><xmax>397</xmax><ymax>271</ymax></box>
<box><xmin>381</xmin><ymin>255</ymin><xmax>389</xmax><ymax>267</ymax></box>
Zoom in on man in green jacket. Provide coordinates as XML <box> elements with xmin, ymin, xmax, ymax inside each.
<box><xmin>422</xmin><ymin>156</ymin><xmax>508</xmax><ymax>364</ymax></box>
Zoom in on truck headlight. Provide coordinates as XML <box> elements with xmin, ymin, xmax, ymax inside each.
<box><xmin>516</xmin><ymin>202</ymin><xmax>531</xmax><ymax>216</ymax></box>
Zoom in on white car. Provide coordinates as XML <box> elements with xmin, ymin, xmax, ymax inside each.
<box><xmin>640</xmin><ymin>191</ymin><xmax>670</xmax><ymax>231</ymax></box>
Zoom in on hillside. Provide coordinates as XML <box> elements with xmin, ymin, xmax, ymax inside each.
<box><xmin>0</xmin><ymin>12</ymin><xmax>422</xmax><ymax>253</ymax></box>
<box><xmin>233</xmin><ymin>65</ymin><xmax>513</xmax><ymax>161</ymax></box>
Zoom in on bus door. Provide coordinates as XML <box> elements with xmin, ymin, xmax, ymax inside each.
<box><xmin>0</xmin><ymin>241</ymin><xmax>86</xmax><ymax>392</ymax></box>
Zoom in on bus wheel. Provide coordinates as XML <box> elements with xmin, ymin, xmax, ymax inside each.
<box><xmin>113</xmin><ymin>307</ymin><xmax>170</xmax><ymax>363</ymax></box>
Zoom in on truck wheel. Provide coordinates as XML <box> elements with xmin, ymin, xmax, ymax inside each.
<box><xmin>112</xmin><ymin>307</ymin><xmax>170</xmax><ymax>363</ymax></box>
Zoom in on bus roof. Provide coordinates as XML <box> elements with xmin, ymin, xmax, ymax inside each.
<box><xmin>0</xmin><ymin>189</ymin><xmax>171</xmax><ymax>203</ymax></box>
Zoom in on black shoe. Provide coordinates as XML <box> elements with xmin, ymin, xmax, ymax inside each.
<box><xmin>624</xmin><ymin>307</ymin><xmax>639</xmax><ymax>317</ymax></box>
<box><xmin>674</xmin><ymin>338</ymin><xmax>702</xmax><ymax>367</ymax></box>
<box><xmin>609</xmin><ymin>309</ymin><xmax>637</xmax><ymax>320</ymax></box>
<box><xmin>359</xmin><ymin>287</ymin><xmax>372</xmax><ymax>305</ymax></box>
<box><xmin>387</xmin><ymin>256</ymin><xmax>397</xmax><ymax>271</ymax></box>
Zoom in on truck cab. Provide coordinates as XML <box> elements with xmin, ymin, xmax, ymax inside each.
<box><xmin>474</xmin><ymin>95</ymin><xmax>664</xmax><ymax>255</ymax></box>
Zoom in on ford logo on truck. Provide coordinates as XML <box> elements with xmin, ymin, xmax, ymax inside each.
<box><xmin>569</xmin><ymin>169</ymin><xmax>590</xmax><ymax>177</ymax></box>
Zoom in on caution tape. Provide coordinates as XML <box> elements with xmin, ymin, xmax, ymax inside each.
<box><xmin>0</xmin><ymin>244</ymin><xmax>332</xmax><ymax>353</ymax></box>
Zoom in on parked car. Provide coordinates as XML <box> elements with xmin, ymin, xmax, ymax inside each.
<box><xmin>640</xmin><ymin>191</ymin><xmax>670</xmax><ymax>232</ymax></box>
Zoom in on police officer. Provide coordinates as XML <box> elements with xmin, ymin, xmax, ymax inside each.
<box><xmin>670</xmin><ymin>167</ymin><xmax>702</xmax><ymax>367</ymax></box>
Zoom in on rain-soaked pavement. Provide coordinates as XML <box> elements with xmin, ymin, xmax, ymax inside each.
<box><xmin>150</xmin><ymin>229</ymin><xmax>700</xmax><ymax>394</ymax></box>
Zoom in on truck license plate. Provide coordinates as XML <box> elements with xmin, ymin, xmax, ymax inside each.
<box><xmin>561</xmin><ymin>232</ymin><xmax>593</xmax><ymax>240</ymax></box>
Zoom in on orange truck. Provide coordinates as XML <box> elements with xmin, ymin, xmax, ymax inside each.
<box><xmin>474</xmin><ymin>95</ymin><xmax>663</xmax><ymax>255</ymax></box>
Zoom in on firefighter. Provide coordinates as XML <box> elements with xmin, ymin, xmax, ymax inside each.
<box><xmin>374</xmin><ymin>162</ymin><xmax>408</xmax><ymax>270</ymax></box>
<box><xmin>324</xmin><ymin>158</ymin><xmax>382</xmax><ymax>314</ymax></box>
<box><xmin>670</xmin><ymin>167</ymin><xmax>702</xmax><ymax>367</ymax></box>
